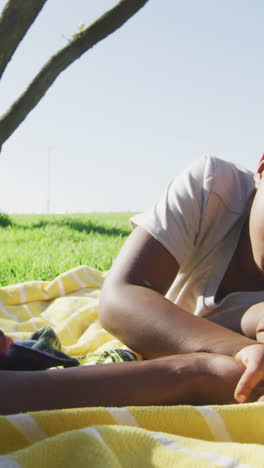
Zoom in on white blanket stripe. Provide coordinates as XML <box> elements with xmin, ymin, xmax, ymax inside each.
<box><xmin>80</xmin><ymin>427</ymin><xmax>106</xmax><ymax>445</ymax></box>
<box><xmin>64</xmin><ymin>321</ymin><xmax>75</xmax><ymax>339</ymax></box>
<box><xmin>149</xmin><ymin>430</ymin><xmax>253</xmax><ymax>468</ymax></box>
<box><xmin>22</xmin><ymin>304</ymin><xmax>33</xmax><ymax>318</ymax></box>
<box><xmin>18</xmin><ymin>285</ymin><xmax>26</xmax><ymax>303</ymax></box>
<box><xmin>107</xmin><ymin>408</ymin><xmax>138</xmax><ymax>426</ymax></box>
<box><xmin>71</xmin><ymin>271</ymin><xmax>87</xmax><ymax>288</ymax></box>
<box><xmin>6</xmin><ymin>414</ymin><xmax>47</xmax><ymax>443</ymax></box>
<box><xmin>0</xmin><ymin>456</ymin><xmax>22</xmax><ymax>467</ymax></box>
<box><xmin>85</xmin><ymin>271</ymin><xmax>102</xmax><ymax>287</ymax></box>
<box><xmin>38</xmin><ymin>282</ymin><xmax>49</xmax><ymax>299</ymax></box>
<box><xmin>195</xmin><ymin>406</ymin><xmax>232</xmax><ymax>442</ymax></box>
<box><xmin>29</xmin><ymin>320</ymin><xmax>39</xmax><ymax>331</ymax></box>
<box><xmin>0</xmin><ymin>300</ymin><xmax>20</xmax><ymax>321</ymax></box>
<box><xmin>58</xmin><ymin>278</ymin><xmax>66</xmax><ymax>297</ymax></box>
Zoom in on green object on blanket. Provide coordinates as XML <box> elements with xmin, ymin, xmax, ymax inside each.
<box><xmin>80</xmin><ymin>348</ymin><xmax>137</xmax><ymax>365</ymax></box>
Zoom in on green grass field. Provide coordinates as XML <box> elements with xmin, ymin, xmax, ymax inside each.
<box><xmin>0</xmin><ymin>213</ymin><xmax>135</xmax><ymax>286</ymax></box>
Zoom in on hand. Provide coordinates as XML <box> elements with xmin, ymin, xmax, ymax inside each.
<box><xmin>159</xmin><ymin>353</ymin><xmax>259</xmax><ymax>405</ymax></box>
<box><xmin>234</xmin><ymin>344</ymin><xmax>264</xmax><ymax>402</ymax></box>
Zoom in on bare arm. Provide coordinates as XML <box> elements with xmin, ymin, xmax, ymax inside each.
<box><xmin>99</xmin><ymin>226</ymin><xmax>256</xmax><ymax>360</ymax></box>
<box><xmin>0</xmin><ymin>353</ymin><xmax>253</xmax><ymax>414</ymax></box>
<box><xmin>249</xmin><ymin>175</ymin><xmax>264</xmax><ymax>271</ymax></box>
<box><xmin>1</xmin><ymin>359</ymin><xmax>193</xmax><ymax>414</ymax></box>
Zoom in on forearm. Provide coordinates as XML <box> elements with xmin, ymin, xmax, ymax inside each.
<box><xmin>0</xmin><ymin>358</ymin><xmax>204</xmax><ymax>415</ymax></box>
<box><xmin>1</xmin><ymin>352</ymin><xmax>252</xmax><ymax>414</ymax></box>
<box><xmin>99</xmin><ymin>283</ymin><xmax>256</xmax><ymax>359</ymax></box>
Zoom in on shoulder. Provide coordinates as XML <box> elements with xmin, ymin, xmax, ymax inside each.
<box><xmin>207</xmin><ymin>155</ymin><xmax>255</xmax><ymax>213</ymax></box>
<box><xmin>184</xmin><ymin>154</ymin><xmax>254</xmax><ymax>186</ymax></box>
<box><xmin>177</xmin><ymin>154</ymin><xmax>255</xmax><ymax>216</ymax></box>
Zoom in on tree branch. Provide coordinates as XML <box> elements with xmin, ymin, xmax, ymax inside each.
<box><xmin>0</xmin><ymin>0</ymin><xmax>48</xmax><ymax>80</ymax></box>
<box><xmin>0</xmin><ymin>0</ymin><xmax>149</xmax><ymax>149</ymax></box>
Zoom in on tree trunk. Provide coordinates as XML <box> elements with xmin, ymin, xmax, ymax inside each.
<box><xmin>0</xmin><ymin>0</ymin><xmax>48</xmax><ymax>80</ymax></box>
<box><xmin>0</xmin><ymin>0</ymin><xmax>149</xmax><ymax>150</ymax></box>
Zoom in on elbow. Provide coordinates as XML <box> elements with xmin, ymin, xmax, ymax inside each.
<box><xmin>99</xmin><ymin>279</ymin><xmax>141</xmax><ymax>351</ymax></box>
<box><xmin>98</xmin><ymin>288</ymin><xmax>111</xmax><ymax>332</ymax></box>
<box><xmin>99</xmin><ymin>280</ymin><xmax>132</xmax><ymax>348</ymax></box>
<box><xmin>98</xmin><ymin>282</ymin><xmax>119</xmax><ymax>334</ymax></box>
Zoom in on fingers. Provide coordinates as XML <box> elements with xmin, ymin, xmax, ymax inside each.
<box><xmin>234</xmin><ymin>344</ymin><xmax>264</xmax><ymax>403</ymax></box>
<box><xmin>234</xmin><ymin>366</ymin><xmax>263</xmax><ymax>402</ymax></box>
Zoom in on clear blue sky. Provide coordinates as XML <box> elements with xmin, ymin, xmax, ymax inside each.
<box><xmin>0</xmin><ymin>0</ymin><xmax>263</xmax><ymax>214</ymax></box>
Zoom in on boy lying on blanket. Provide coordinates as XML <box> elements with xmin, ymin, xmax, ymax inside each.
<box><xmin>2</xmin><ymin>154</ymin><xmax>264</xmax><ymax>414</ymax></box>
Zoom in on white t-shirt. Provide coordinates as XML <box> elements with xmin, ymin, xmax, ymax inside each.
<box><xmin>130</xmin><ymin>155</ymin><xmax>264</xmax><ymax>318</ymax></box>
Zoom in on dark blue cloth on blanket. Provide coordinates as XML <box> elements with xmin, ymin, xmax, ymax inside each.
<box><xmin>0</xmin><ymin>326</ymin><xmax>79</xmax><ymax>370</ymax></box>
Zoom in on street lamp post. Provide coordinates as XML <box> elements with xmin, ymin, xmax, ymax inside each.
<box><xmin>47</xmin><ymin>146</ymin><xmax>53</xmax><ymax>214</ymax></box>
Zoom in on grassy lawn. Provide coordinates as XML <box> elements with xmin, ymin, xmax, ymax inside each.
<box><xmin>0</xmin><ymin>213</ymin><xmax>135</xmax><ymax>286</ymax></box>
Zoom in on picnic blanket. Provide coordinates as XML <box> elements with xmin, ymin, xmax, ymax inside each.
<box><xmin>0</xmin><ymin>265</ymin><xmax>264</xmax><ymax>467</ymax></box>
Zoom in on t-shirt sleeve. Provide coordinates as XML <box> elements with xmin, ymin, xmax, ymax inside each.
<box><xmin>130</xmin><ymin>155</ymin><xmax>213</xmax><ymax>266</ymax></box>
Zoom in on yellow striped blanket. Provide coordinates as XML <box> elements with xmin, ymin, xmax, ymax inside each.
<box><xmin>0</xmin><ymin>265</ymin><xmax>264</xmax><ymax>467</ymax></box>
